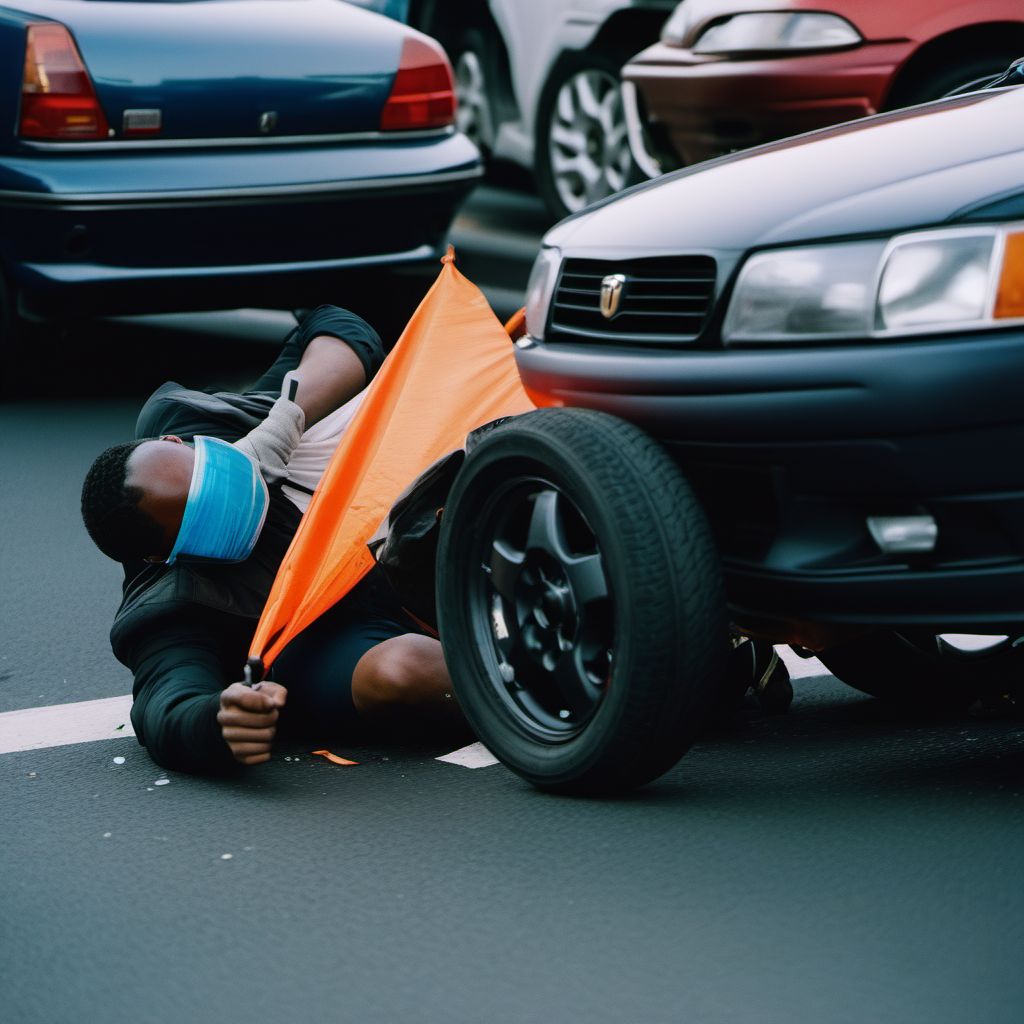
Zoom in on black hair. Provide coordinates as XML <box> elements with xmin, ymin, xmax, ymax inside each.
<box><xmin>80</xmin><ymin>439</ymin><xmax>166</xmax><ymax>563</ymax></box>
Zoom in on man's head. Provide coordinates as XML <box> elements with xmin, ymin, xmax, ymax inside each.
<box><xmin>81</xmin><ymin>436</ymin><xmax>195</xmax><ymax>563</ymax></box>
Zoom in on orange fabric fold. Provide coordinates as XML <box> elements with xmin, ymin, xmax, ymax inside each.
<box><xmin>249</xmin><ymin>250</ymin><xmax>534</xmax><ymax>668</ymax></box>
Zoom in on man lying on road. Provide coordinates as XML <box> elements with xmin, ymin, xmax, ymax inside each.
<box><xmin>80</xmin><ymin>308</ymin><xmax>463</xmax><ymax>775</ymax></box>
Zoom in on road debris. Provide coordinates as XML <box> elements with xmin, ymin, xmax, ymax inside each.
<box><xmin>112</xmin><ymin>756</ymin><xmax>126</xmax><ymax>765</ymax></box>
<box><xmin>312</xmin><ymin>749</ymin><xmax>359</xmax><ymax>766</ymax></box>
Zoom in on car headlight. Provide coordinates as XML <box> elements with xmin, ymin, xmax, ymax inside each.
<box><xmin>722</xmin><ymin>225</ymin><xmax>1024</xmax><ymax>344</ymax></box>
<box><xmin>524</xmin><ymin>246</ymin><xmax>562</xmax><ymax>341</ymax></box>
<box><xmin>690</xmin><ymin>13</ymin><xmax>861</xmax><ymax>54</ymax></box>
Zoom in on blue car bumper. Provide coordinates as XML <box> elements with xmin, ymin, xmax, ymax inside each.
<box><xmin>0</xmin><ymin>130</ymin><xmax>481</xmax><ymax>315</ymax></box>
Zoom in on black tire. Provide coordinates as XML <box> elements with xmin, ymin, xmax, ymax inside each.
<box><xmin>889</xmin><ymin>52</ymin><xmax>1023</xmax><ymax>108</ymax></box>
<box><xmin>819</xmin><ymin>630</ymin><xmax>1022</xmax><ymax>710</ymax></box>
<box><xmin>534</xmin><ymin>51</ymin><xmax>642</xmax><ymax>222</ymax></box>
<box><xmin>435</xmin><ymin>408</ymin><xmax>728</xmax><ymax>794</ymax></box>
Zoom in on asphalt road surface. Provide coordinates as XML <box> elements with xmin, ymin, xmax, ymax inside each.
<box><xmin>3</xmin><ymin>183</ymin><xmax>1024</xmax><ymax>1024</ymax></box>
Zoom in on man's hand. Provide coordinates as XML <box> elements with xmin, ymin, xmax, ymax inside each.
<box><xmin>218</xmin><ymin>681</ymin><xmax>287</xmax><ymax>765</ymax></box>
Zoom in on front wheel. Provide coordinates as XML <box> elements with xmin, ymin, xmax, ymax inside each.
<box><xmin>534</xmin><ymin>53</ymin><xmax>642</xmax><ymax>221</ymax></box>
<box><xmin>436</xmin><ymin>409</ymin><xmax>728</xmax><ymax>794</ymax></box>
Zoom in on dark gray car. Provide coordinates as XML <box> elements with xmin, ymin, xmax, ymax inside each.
<box><xmin>436</xmin><ymin>81</ymin><xmax>1024</xmax><ymax>793</ymax></box>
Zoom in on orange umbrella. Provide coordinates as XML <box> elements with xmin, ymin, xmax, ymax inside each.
<box><xmin>248</xmin><ymin>249</ymin><xmax>534</xmax><ymax>670</ymax></box>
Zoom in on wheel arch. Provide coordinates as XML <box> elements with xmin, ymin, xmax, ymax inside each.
<box><xmin>535</xmin><ymin>5</ymin><xmax>668</xmax><ymax>137</ymax></box>
<box><xmin>587</xmin><ymin>7</ymin><xmax>675</xmax><ymax>65</ymax></box>
<box><xmin>883</xmin><ymin>22</ymin><xmax>1024</xmax><ymax>109</ymax></box>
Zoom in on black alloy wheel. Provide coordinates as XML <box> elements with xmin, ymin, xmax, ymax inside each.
<box><xmin>436</xmin><ymin>408</ymin><xmax>728</xmax><ymax>794</ymax></box>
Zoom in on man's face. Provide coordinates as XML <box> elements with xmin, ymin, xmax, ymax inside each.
<box><xmin>125</xmin><ymin>436</ymin><xmax>195</xmax><ymax>560</ymax></box>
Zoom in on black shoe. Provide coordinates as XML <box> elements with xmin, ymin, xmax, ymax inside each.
<box><xmin>727</xmin><ymin>638</ymin><xmax>793</xmax><ymax>716</ymax></box>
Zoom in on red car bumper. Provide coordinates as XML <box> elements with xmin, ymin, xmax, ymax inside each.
<box><xmin>624</xmin><ymin>41</ymin><xmax>914</xmax><ymax>168</ymax></box>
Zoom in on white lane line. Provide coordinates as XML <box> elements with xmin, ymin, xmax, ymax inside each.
<box><xmin>0</xmin><ymin>695</ymin><xmax>134</xmax><ymax>755</ymax></box>
<box><xmin>0</xmin><ymin>650</ymin><xmax>832</xmax><ymax>761</ymax></box>
<box><xmin>436</xmin><ymin>742</ymin><xmax>499</xmax><ymax>769</ymax></box>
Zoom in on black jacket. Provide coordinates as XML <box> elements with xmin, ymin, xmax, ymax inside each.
<box><xmin>109</xmin><ymin>306</ymin><xmax>384</xmax><ymax>774</ymax></box>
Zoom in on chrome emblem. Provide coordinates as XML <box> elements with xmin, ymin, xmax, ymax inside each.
<box><xmin>258</xmin><ymin>111</ymin><xmax>278</xmax><ymax>134</ymax></box>
<box><xmin>599</xmin><ymin>274</ymin><xmax>626</xmax><ymax>319</ymax></box>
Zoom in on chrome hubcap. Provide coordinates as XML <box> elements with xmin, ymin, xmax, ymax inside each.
<box><xmin>548</xmin><ymin>68</ymin><xmax>631</xmax><ymax>213</ymax></box>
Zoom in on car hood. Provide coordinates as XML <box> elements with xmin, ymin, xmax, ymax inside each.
<box><xmin>9</xmin><ymin>0</ymin><xmax>409</xmax><ymax>138</ymax></box>
<box><xmin>548</xmin><ymin>88</ymin><xmax>1024</xmax><ymax>254</ymax></box>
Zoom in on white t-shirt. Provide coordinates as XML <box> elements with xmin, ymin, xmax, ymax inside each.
<box><xmin>280</xmin><ymin>389</ymin><xmax>367</xmax><ymax>513</ymax></box>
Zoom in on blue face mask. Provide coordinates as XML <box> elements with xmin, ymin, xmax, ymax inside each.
<box><xmin>166</xmin><ymin>436</ymin><xmax>269</xmax><ymax>565</ymax></box>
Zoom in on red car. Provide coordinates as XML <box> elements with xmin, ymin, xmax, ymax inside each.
<box><xmin>623</xmin><ymin>0</ymin><xmax>1024</xmax><ymax>173</ymax></box>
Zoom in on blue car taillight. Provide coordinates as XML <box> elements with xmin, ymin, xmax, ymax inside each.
<box><xmin>380</xmin><ymin>35</ymin><xmax>456</xmax><ymax>132</ymax></box>
<box><xmin>19</xmin><ymin>22</ymin><xmax>110</xmax><ymax>141</ymax></box>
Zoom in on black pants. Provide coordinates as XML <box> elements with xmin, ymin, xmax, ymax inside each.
<box><xmin>271</xmin><ymin>567</ymin><xmax>427</xmax><ymax>735</ymax></box>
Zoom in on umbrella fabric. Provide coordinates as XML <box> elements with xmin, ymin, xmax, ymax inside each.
<box><xmin>248</xmin><ymin>249</ymin><xmax>534</xmax><ymax>669</ymax></box>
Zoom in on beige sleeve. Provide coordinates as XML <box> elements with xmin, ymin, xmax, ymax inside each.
<box><xmin>232</xmin><ymin>394</ymin><xmax>306</xmax><ymax>486</ymax></box>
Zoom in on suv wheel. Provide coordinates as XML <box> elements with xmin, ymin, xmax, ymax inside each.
<box><xmin>436</xmin><ymin>409</ymin><xmax>727</xmax><ymax>794</ymax></box>
<box><xmin>535</xmin><ymin>52</ymin><xmax>641</xmax><ymax>221</ymax></box>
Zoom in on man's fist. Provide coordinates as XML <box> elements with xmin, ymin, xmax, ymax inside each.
<box><xmin>218</xmin><ymin>681</ymin><xmax>288</xmax><ymax>765</ymax></box>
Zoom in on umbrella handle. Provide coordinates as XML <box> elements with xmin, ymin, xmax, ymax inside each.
<box><xmin>243</xmin><ymin>656</ymin><xmax>266</xmax><ymax>687</ymax></box>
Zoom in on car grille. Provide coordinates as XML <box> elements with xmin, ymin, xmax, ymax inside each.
<box><xmin>547</xmin><ymin>256</ymin><xmax>717</xmax><ymax>345</ymax></box>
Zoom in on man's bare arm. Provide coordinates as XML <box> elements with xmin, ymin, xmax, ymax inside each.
<box><xmin>290</xmin><ymin>333</ymin><xmax>368</xmax><ymax>427</ymax></box>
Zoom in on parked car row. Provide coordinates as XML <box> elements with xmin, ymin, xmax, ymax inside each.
<box><xmin>4</xmin><ymin>0</ymin><xmax>1023</xmax><ymax>344</ymax></box>
<box><xmin>350</xmin><ymin>0</ymin><xmax>1024</xmax><ymax>217</ymax></box>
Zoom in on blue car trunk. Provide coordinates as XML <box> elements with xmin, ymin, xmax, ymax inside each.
<box><xmin>14</xmin><ymin>0</ymin><xmax>405</xmax><ymax>138</ymax></box>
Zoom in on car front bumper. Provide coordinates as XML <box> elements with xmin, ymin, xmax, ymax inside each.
<box><xmin>0</xmin><ymin>131</ymin><xmax>481</xmax><ymax>315</ymax></box>
<box><xmin>623</xmin><ymin>41</ymin><xmax>911</xmax><ymax>169</ymax></box>
<box><xmin>515</xmin><ymin>328</ymin><xmax>1024</xmax><ymax>632</ymax></box>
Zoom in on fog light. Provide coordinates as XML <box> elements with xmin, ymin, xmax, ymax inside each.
<box><xmin>866</xmin><ymin>515</ymin><xmax>937</xmax><ymax>554</ymax></box>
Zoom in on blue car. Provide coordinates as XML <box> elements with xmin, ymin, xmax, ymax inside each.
<box><xmin>0</xmin><ymin>0</ymin><xmax>481</xmax><ymax>339</ymax></box>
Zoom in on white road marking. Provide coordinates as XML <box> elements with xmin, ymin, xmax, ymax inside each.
<box><xmin>0</xmin><ymin>695</ymin><xmax>134</xmax><ymax>755</ymax></box>
<box><xmin>0</xmin><ymin>647</ymin><xmax>835</xmax><ymax>761</ymax></box>
<box><xmin>436</xmin><ymin>742</ymin><xmax>499</xmax><ymax>769</ymax></box>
